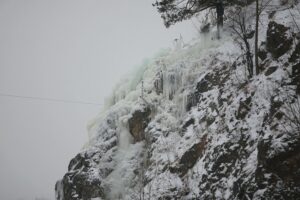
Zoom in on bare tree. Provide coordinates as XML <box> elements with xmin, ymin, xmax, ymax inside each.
<box><xmin>228</xmin><ymin>6</ymin><xmax>255</xmax><ymax>78</ymax></box>
<box><xmin>255</xmin><ymin>0</ymin><xmax>273</xmax><ymax>74</ymax></box>
<box><xmin>282</xmin><ymin>94</ymin><xmax>300</xmax><ymax>135</ymax></box>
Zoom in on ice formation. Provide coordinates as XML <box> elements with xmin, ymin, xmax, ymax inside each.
<box><xmin>56</xmin><ymin>1</ymin><xmax>300</xmax><ymax>199</ymax></box>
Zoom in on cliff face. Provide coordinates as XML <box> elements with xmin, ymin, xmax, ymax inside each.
<box><xmin>56</xmin><ymin>2</ymin><xmax>300</xmax><ymax>200</ymax></box>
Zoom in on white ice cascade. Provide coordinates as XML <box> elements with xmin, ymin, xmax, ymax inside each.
<box><xmin>84</xmin><ymin>32</ymin><xmax>227</xmax><ymax>200</ymax></box>
<box><xmin>105</xmin><ymin>116</ymin><xmax>143</xmax><ymax>199</ymax></box>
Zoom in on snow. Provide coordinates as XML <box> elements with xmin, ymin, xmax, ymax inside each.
<box><xmin>57</xmin><ymin>1</ymin><xmax>300</xmax><ymax>199</ymax></box>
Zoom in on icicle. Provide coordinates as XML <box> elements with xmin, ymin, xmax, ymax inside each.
<box><xmin>106</xmin><ymin>119</ymin><xmax>133</xmax><ymax>199</ymax></box>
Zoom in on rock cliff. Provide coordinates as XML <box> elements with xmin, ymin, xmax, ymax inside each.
<box><xmin>56</xmin><ymin>2</ymin><xmax>300</xmax><ymax>199</ymax></box>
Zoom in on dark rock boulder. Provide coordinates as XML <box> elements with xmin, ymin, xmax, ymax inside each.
<box><xmin>61</xmin><ymin>169</ymin><xmax>104</xmax><ymax>200</ymax></box>
<box><xmin>170</xmin><ymin>135</ymin><xmax>207</xmax><ymax>177</ymax></box>
<box><xmin>258</xmin><ymin>43</ymin><xmax>268</xmax><ymax>61</ymax></box>
<box><xmin>55</xmin><ymin>118</ymin><xmax>118</xmax><ymax>200</ymax></box>
<box><xmin>266</xmin><ymin>146</ymin><xmax>300</xmax><ymax>185</ymax></box>
<box><xmin>128</xmin><ymin>106</ymin><xmax>151</xmax><ymax>142</ymax></box>
<box><xmin>267</xmin><ymin>21</ymin><xmax>293</xmax><ymax>59</ymax></box>
<box><xmin>200</xmin><ymin>23</ymin><xmax>210</xmax><ymax>33</ymax></box>
<box><xmin>56</xmin><ymin>152</ymin><xmax>108</xmax><ymax>200</ymax></box>
<box><xmin>56</xmin><ymin>143</ymin><xmax>117</xmax><ymax>200</ymax></box>
<box><xmin>262</xmin><ymin>96</ymin><xmax>283</xmax><ymax>129</ymax></box>
<box><xmin>186</xmin><ymin>64</ymin><xmax>230</xmax><ymax>111</ymax></box>
<box><xmin>257</xmin><ymin>135</ymin><xmax>300</xmax><ymax>199</ymax></box>
<box><xmin>185</xmin><ymin>92</ymin><xmax>198</xmax><ymax>111</ymax></box>
<box><xmin>196</xmin><ymin>65</ymin><xmax>230</xmax><ymax>93</ymax></box>
<box><xmin>264</xmin><ymin>66</ymin><xmax>278</xmax><ymax>76</ymax></box>
<box><xmin>68</xmin><ymin>153</ymin><xmax>91</xmax><ymax>172</ymax></box>
<box><xmin>236</xmin><ymin>96</ymin><xmax>252</xmax><ymax>120</ymax></box>
<box><xmin>196</xmin><ymin>78</ymin><xmax>210</xmax><ymax>94</ymax></box>
<box><xmin>181</xmin><ymin>118</ymin><xmax>195</xmax><ymax>133</ymax></box>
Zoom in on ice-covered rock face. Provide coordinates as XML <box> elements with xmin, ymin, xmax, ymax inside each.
<box><xmin>56</xmin><ymin>2</ymin><xmax>300</xmax><ymax>200</ymax></box>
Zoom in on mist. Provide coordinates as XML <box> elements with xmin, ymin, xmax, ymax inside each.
<box><xmin>0</xmin><ymin>0</ymin><xmax>195</xmax><ymax>199</ymax></box>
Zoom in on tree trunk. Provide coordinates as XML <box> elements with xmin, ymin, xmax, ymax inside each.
<box><xmin>216</xmin><ymin>1</ymin><xmax>224</xmax><ymax>40</ymax></box>
<box><xmin>244</xmin><ymin>37</ymin><xmax>253</xmax><ymax>78</ymax></box>
<box><xmin>217</xmin><ymin>11</ymin><xmax>221</xmax><ymax>39</ymax></box>
<box><xmin>255</xmin><ymin>0</ymin><xmax>259</xmax><ymax>75</ymax></box>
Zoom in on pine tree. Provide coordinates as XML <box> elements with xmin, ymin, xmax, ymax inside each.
<box><xmin>153</xmin><ymin>0</ymin><xmax>249</xmax><ymax>28</ymax></box>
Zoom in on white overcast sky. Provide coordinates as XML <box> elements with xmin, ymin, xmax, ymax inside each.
<box><xmin>0</xmin><ymin>0</ymin><xmax>196</xmax><ymax>199</ymax></box>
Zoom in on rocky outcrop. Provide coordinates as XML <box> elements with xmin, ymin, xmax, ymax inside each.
<box><xmin>186</xmin><ymin>64</ymin><xmax>230</xmax><ymax>111</ymax></box>
<box><xmin>267</xmin><ymin>21</ymin><xmax>293</xmax><ymax>59</ymax></box>
<box><xmin>170</xmin><ymin>135</ymin><xmax>207</xmax><ymax>177</ymax></box>
<box><xmin>55</xmin><ymin>115</ymin><xmax>119</xmax><ymax>200</ymax></box>
<box><xmin>258</xmin><ymin>42</ymin><xmax>268</xmax><ymax>61</ymax></box>
<box><xmin>60</xmin><ymin>170</ymin><xmax>104</xmax><ymax>200</ymax></box>
<box><xmin>264</xmin><ymin>66</ymin><xmax>278</xmax><ymax>76</ymax></box>
<box><xmin>256</xmin><ymin>136</ymin><xmax>300</xmax><ymax>199</ymax></box>
<box><xmin>128</xmin><ymin>106</ymin><xmax>151</xmax><ymax>142</ymax></box>
<box><xmin>56</xmin><ymin>152</ymin><xmax>107</xmax><ymax>200</ymax></box>
<box><xmin>236</xmin><ymin>95</ymin><xmax>252</xmax><ymax>120</ymax></box>
<box><xmin>258</xmin><ymin>139</ymin><xmax>300</xmax><ymax>185</ymax></box>
<box><xmin>56</xmin><ymin>5</ymin><xmax>300</xmax><ymax>199</ymax></box>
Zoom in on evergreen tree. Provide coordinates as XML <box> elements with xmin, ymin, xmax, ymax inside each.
<box><xmin>153</xmin><ymin>0</ymin><xmax>249</xmax><ymax>28</ymax></box>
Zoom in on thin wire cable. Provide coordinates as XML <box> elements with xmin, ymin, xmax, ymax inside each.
<box><xmin>0</xmin><ymin>92</ymin><xmax>102</xmax><ymax>106</ymax></box>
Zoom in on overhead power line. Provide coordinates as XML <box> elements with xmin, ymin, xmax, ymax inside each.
<box><xmin>0</xmin><ymin>92</ymin><xmax>102</xmax><ymax>106</ymax></box>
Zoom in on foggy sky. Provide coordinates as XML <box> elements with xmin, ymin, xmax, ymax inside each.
<box><xmin>0</xmin><ymin>1</ymin><xmax>195</xmax><ymax>199</ymax></box>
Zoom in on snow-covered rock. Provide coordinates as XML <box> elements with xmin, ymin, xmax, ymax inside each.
<box><xmin>56</xmin><ymin>2</ymin><xmax>300</xmax><ymax>199</ymax></box>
